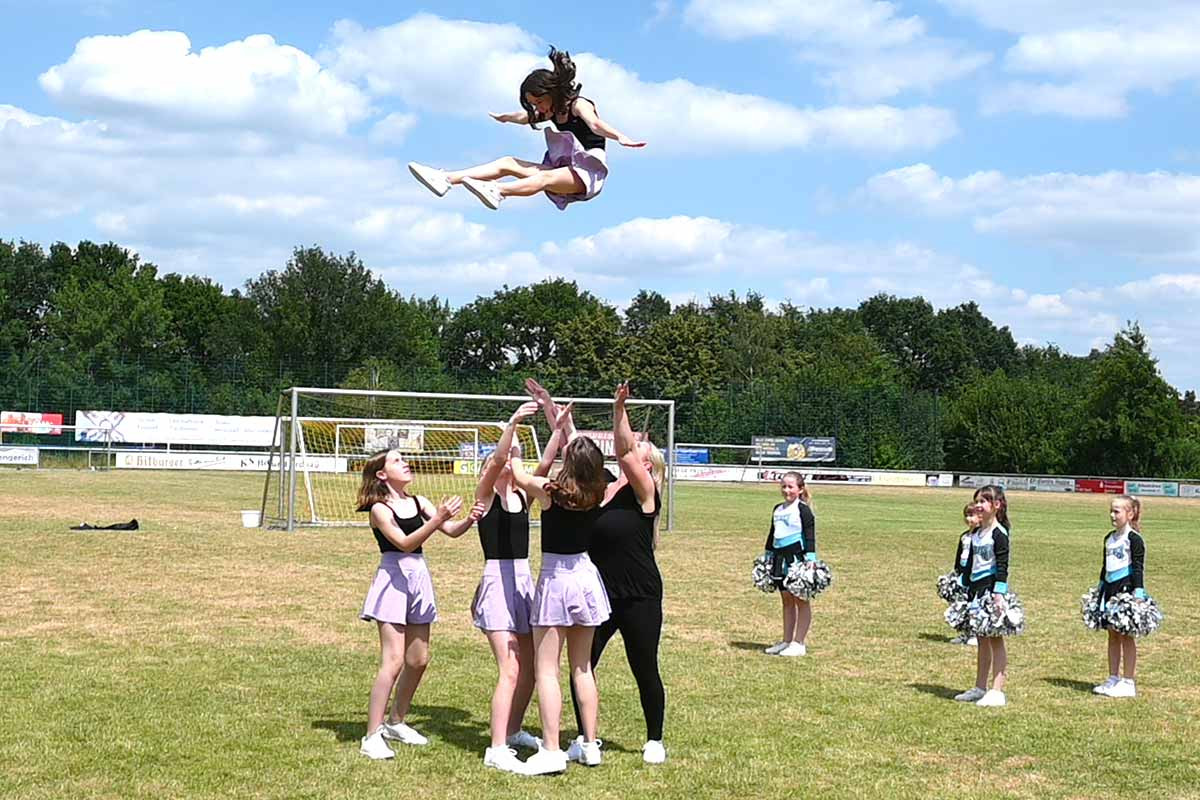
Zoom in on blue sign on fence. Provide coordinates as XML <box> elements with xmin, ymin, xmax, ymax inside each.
<box><xmin>751</xmin><ymin>436</ymin><xmax>837</xmax><ymax>463</ymax></box>
<box><xmin>672</xmin><ymin>447</ymin><xmax>709</xmax><ymax>464</ymax></box>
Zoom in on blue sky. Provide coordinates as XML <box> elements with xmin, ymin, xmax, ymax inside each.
<box><xmin>3</xmin><ymin>1</ymin><xmax>1200</xmax><ymax>390</ymax></box>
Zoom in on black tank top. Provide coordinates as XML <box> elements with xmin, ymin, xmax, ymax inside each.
<box><xmin>540</xmin><ymin>502</ymin><xmax>601</xmax><ymax>555</ymax></box>
<box><xmin>554</xmin><ymin>98</ymin><xmax>605</xmax><ymax>151</ymax></box>
<box><xmin>370</xmin><ymin>500</ymin><xmax>429</xmax><ymax>554</ymax></box>
<box><xmin>477</xmin><ymin>491</ymin><xmax>530</xmax><ymax>560</ymax></box>
<box><xmin>590</xmin><ymin>484</ymin><xmax>662</xmax><ymax>599</ymax></box>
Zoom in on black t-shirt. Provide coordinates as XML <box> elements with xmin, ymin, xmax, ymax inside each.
<box><xmin>370</xmin><ymin>500</ymin><xmax>428</xmax><ymax>554</ymax></box>
<box><xmin>540</xmin><ymin>502</ymin><xmax>601</xmax><ymax>555</ymax></box>
<box><xmin>590</xmin><ymin>483</ymin><xmax>662</xmax><ymax>599</ymax></box>
<box><xmin>477</xmin><ymin>491</ymin><xmax>530</xmax><ymax>560</ymax></box>
<box><xmin>554</xmin><ymin>98</ymin><xmax>605</xmax><ymax>151</ymax></box>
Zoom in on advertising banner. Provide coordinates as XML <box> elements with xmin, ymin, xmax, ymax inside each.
<box><xmin>926</xmin><ymin>473</ymin><xmax>955</xmax><ymax>487</ymax></box>
<box><xmin>114</xmin><ymin>452</ymin><xmax>347</xmax><ymax>472</ymax></box>
<box><xmin>0</xmin><ymin>447</ymin><xmax>39</xmax><ymax>465</ymax></box>
<box><xmin>1125</xmin><ymin>480</ymin><xmax>1179</xmax><ymax>497</ymax></box>
<box><xmin>1</xmin><ymin>411</ymin><xmax>64</xmax><ymax>435</ymax></box>
<box><xmin>76</xmin><ymin>411</ymin><xmax>277</xmax><ymax>447</ymax></box>
<box><xmin>364</xmin><ymin>424</ymin><xmax>424</xmax><ymax>452</ymax></box>
<box><xmin>1180</xmin><ymin>484</ymin><xmax>1200</xmax><ymax>498</ymax></box>
<box><xmin>958</xmin><ymin>474</ymin><xmax>1033</xmax><ymax>491</ymax></box>
<box><xmin>1075</xmin><ymin>479</ymin><xmax>1127</xmax><ymax>494</ymax></box>
<box><xmin>751</xmin><ymin>436</ymin><xmax>836</xmax><ymax>462</ymax></box>
<box><xmin>1031</xmin><ymin>477</ymin><xmax>1075</xmax><ymax>493</ymax></box>
<box><xmin>672</xmin><ymin>447</ymin><xmax>710</xmax><ymax>465</ymax></box>
<box><xmin>577</xmin><ymin>430</ymin><xmax>647</xmax><ymax>457</ymax></box>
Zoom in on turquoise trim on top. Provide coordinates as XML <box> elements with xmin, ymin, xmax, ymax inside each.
<box><xmin>772</xmin><ymin>532</ymin><xmax>804</xmax><ymax>549</ymax></box>
<box><xmin>1106</xmin><ymin>565</ymin><xmax>1131</xmax><ymax>583</ymax></box>
<box><xmin>994</xmin><ymin>581</ymin><xmax>1008</xmax><ymax>594</ymax></box>
<box><xmin>1134</xmin><ymin>588</ymin><xmax>1147</xmax><ymax>599</ymax></box>
<box><xmin>970</xmin><ymin>567</ymin><xmax>996</xmax><ymax>582</ymax></box>
<box><xmin>804</xmin><ymin>552</ymin><xmax>817</xmax><ymax>562</ymax></box>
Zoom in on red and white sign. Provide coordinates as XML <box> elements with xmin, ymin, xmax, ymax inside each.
<box><xmin>577</xmin><ymin>429</ymin><xmax>647</xmax><ymax>457</ymax></box>
<box><xmin>1</xmin><ymin>411</ymin><xmax>64</xmax><ymax>435</ymax></box>
<box><xmin>1075</xmin><ymin>479</ymin><xmax>1126</xmax><ymax>494</ymax></box>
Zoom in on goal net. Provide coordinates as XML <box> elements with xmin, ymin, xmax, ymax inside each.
<box><xmin>260</xmin><ymin>387</ymin><xmax>676</xmax><ymax>531</ymax></box>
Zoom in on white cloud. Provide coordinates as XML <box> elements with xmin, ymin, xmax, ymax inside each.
<box><xmin>39</xmin><ymin>30</ymin><xmax>371</xmax><ymax>136</ymax></box>
<box><xmin>368</xmin><ymin>112</ymin><xmax>417</xmax><ymax>144</ymax></box>
<box><xmin>323</xmin><ymin>14</ymin><xmax>958</xmax><ymax>152</ymax></box>
<box><xmin>862</xmin><ymin>164</ymin><xmax>1200</xmax><ymax>260</ymax></box>
<box><xmin>683</xmin><ymin>0</ymin><xmax>990</xmax><ymax>102</ymax></box>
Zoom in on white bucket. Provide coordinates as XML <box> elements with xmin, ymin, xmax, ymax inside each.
<box><xmin>240</xmin><ymin>510</ymin><xmax>262</xmax><ymax>528</ymax></box>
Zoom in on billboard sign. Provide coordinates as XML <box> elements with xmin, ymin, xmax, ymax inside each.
<box><xmin>751</xmin><ymin>436</ymin><xmax>836</xmax><ymax>463</ymax></box>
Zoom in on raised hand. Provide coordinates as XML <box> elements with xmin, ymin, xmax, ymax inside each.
<box><xmin>435</xmin><ymin>495</ymin><xmax>464</xmax><ymax>522</ymax></box>
<box><xmin>468</xmin><ymin>500</ymin><xmax>488</xmax><ymax>522</ymax></box>
<box><xmin>525</xmin><ymin>377</ymin><xmax>552</xmax><ymax>406</ymax></box>
<box><xmin>615</xmin><ymin>381</ymin><xmax>631</xmax><ymax>406</ymax></box>
<box><xmin>617</xmin><ymin>135</ymin><xmax>646</xmax><ymax>148</ymax></box>
<box><xmin>553</xmin><ymin>402</ymin><xmax>575</xmax><ymax>431</ymax></box>
<box><xmin>510</xmin><ymin>401</ymin><xmax>540</xmax><ymax>423</ymax></box>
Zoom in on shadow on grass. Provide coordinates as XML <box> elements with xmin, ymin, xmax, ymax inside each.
<box><xmin>312</xmin><ymin>719</ymin><xmax>365</xmax><ymax>742</ymax></box>
<box><xmin>917</xmin><ymin>632</ymin><xmax>958</xmax><ymax>643</ymax></box>
<box><xmin>908</xmin><ymin>683</ymin><xmax>960</xmax><ymax>700</ymax></box>
<box><xmin>728</xmin><ymin>640</ymin><xmax>771</xmax><ymax>652</ymax></box>
<box><xmin>1043</xmin><ymin>677</ymin><xmax>1096</xmax><ymax>694</ymax></box>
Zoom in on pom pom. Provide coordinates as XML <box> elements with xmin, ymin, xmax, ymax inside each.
<box><xmin>944</xmin><ymin>599</ymin><xmax>970</xmax><ymax>632</ymax></box>
<box><xmin>937</xmin><ymin>572</ymin><xmax>967</xmax><ymax>603</ymax></box>
<box><xmin>1080</xmin><ymin>586</ymin><xmax>1104</xmax><ymax>631</ymax></box>
<box><xmin>752</xmin><ymin>553</ymin><xmax>776</xmax><ymax>593</ymax></box>
<box><xmin>966</xmin><ymin>591</ymin><xmax>1025</xmax><ymax>637</ymax></box>
<box><xmin>1102</xmin><ymin>592</ymin><xmax>1164</xmax><ymax>637</ymax></box>
<box><xmin>782</xmin><ymin>559</ymin><xmax>834</xmax><ymax>599</ymax></box>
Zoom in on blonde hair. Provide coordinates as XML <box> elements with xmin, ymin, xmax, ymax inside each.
<box><xmin>782</xmin><ymin>471</ymin><xmax>812</xmax><ymax>506</ymax></box>
<box><xmin>641</xmin><ymin>441</ymin><xmax>665</xmax><ymax>492</ymax></box>
<box><xmin>1114</xmin><ymin>494</ymin><xmax>1142</xmax><ymax>531</ymax></box>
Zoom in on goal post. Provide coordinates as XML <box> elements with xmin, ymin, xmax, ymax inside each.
<box><xmin>261</xmin><ymin>387</ymin><xmax>676</xmax><ymax>532</ymax></box>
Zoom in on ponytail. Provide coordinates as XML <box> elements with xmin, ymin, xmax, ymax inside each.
<box><xmin>973</xmin><ymin>484</ymin><xmax>1010</xmax><ymax>533</ymax></box>
<box><xmin>1115</xmin><ymin>494</ymin><xmax>1142</xmax><ymax>531</ymax></box>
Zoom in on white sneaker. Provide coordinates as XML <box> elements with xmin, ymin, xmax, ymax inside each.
<box><xmin>578</xmin><ymin>739</ymin><xmax>602</xmax><ymax>766</ymax></box>
<box><xmin>777</xmin><ymin>642</ymin><xmax>807</xmax><ymax>657</ymax></box>
<box><xmin>764</xmin><ymin>641</ymin><xmax>788</xmax><ymax>655</ymax></box>
<box><xmin>408</xmin><ymin>162</ymin><xmax>452</xmax><ymax>197</ymax></box>
<box><xmin>1107</xmin><ymin>679</ymin><xmax>1136</xmax><ymax>698</ymax></box>
<box><xmin>642</xmin><ymin>740</ymin><xmax>667</xmax><ymax>764</ymax></box>
<box><xmin>506</xmin><ymin>730</ymin><xmax>542</xmax><ymax>750</ymax></box>
<box><xmin>462</xmin><ymin>177</ymin><xmax>504</xmax><ymax>210</ymax></box>
<box><xmin>484</xmin><ymin>745</ymin><xmax>528</xmax><ymax>774</ymax></box>
<box><xmin>380</xmin><ymin>719</ymin><xmax>428</xmax><ymax>746</ymax></box>
<box><xmin>966</xmin><ymin>636</ymin><xmax>978</xmax><ymax>646</ymax></box>
<box><xmin>976</xmin><ymin>689</ymin><xmax>1007</xmax><ymax>707</ymax></box>
<box><xmin>1093</xmin><ymin>676</ymin><xmax>1120</xmax><ymax>695</ymax></box>
<box><xmin>524</xmin><ymin>746</ymin><xmax>569</xmax><ymax>775</ymax></box>
<box><xmin>360</xmin><ymin>728</ymin><xmax>395</xmax><ymax>760</ymax></box>
<box><xmin>954</xmin><ymin>687</ymin><xmax>986</xmax><ymax>702</ymax></box>
<box><xmin>565</xmin><ymin>735</ymin><xmax>585</xmax><ymax>763</ymax></box>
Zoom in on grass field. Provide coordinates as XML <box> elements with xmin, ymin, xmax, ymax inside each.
<box><xmin>2</xmin><ymin>470</ymin><xmax>1198</xmax><ymax>800</ymax></box>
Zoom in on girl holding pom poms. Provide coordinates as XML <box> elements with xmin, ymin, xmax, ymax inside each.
<box><xmin>762</xmin><ymin>472</ymin><xmax>821</xmax><ymax>657</ymax></box>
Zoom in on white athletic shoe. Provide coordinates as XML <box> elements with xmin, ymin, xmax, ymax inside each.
<box><xmin>764</xmin><ymin>641</ymin><xmax>788</xmax><ymax>655</ymax></box>
<box><xmin>360</xmin><ymin>727</ymin><xmax>395</xmax><ymax>760</ymax></box>
<box><xmin>954</xmin><ymin>687</ymin><xmax>987</xmax><ymax>702</ymax></box>
<box><xmin>578</xmin><ymin>740</ymin><xmax>602</xmax><ymax>766</ymax></box>
<box><xmin>976</xmin><ymin>689</ymin><xmax>1007</xmax><ymax>707</ymax></box>
<box><xmin>565</xmin><ymin>735</ymin><xmax>585</xmax><ymax>763</ymax></box>
<box><xmin>642</xmin><ymin>740</ymin><xmax>667</xmax><ymax>764</ymax></box>
<box><xmin>1093</xmin><ymin>676</ymin><xmax>1120</xmax><ymax>695</ymax></box>
<box><xmin>966</xmin><ymin>636</ymin><xmax>978</xmax><ymax>646</ymax></box>
<box><xmin>407</xmin><ymin>162</ymin><xmax>452</xmax><ymax>197</ymax></box>
<box><xmin>462</xmin><ymin>177</ymin><xmax>504</xmax><ymax>210</ymax></box>
<box><xmin>484</xmin><ymin>745</ymin><xmax>529</xmax><ymax>774</ymax></box>
<box><xmin>777</xmin><ymin>642</ymin><xmax>807</xmax><ymax>657</ymax></box>
<box><xmin>1107</xmin><ymin>678</ymin><xmax>1137</xmax><ymax>698</ymax></box>
<box><xmin>506</xmin><ymin>730</ymin><xmax>542</xmax><ymax>750</ymax></box>
<box><xmin>523</xmin><ymin>746</ymin><xmax>569</xmax><ymax>776</ymax></box>
<box><xmin>379</xmin><ymin>719</ymin><xmax>428</xmax><ymax>746</ymax></box>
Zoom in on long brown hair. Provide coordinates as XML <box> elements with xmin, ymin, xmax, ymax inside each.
<box><xmin>1114</xmin><ymin>494</ymin><xmax>1142</xmax><ymax>531</ymax></box>
<box><xmin>545</xmin><ymin>436</ymin><xmax>606</xmax><ymax>509</ymax></box>
<box><xmin>973</xmin><ymin>484</ymin><xmax>1011</xmax><ymax>533</ymax></box>
<box><xmin>783</xmin><ymin>471</ymin><xmax>812</xmax><ymax>506</ymax></box>
<box><xmin>356</xmin><ymin>450</ymin><xmax>393</xmax><ymax>512</ymax></box>
<box><xmin>520</xmin><ymin>46</ymin><xmax>581</xmax><ymax>125</ymax></box>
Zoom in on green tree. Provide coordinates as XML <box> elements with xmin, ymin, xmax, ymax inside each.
<box><xmin>622</xmin><ymin>289</ymin><xmax>671</xmax><ymax>338</ymax></box>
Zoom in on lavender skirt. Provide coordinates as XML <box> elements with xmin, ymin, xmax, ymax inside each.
<box><xmin>472</xmin><ymin>559</ymin><xmax>535</xmax><ymax>634</ymax></box>
<box><xmin>541</xmin><ymin>128</ymin><xmax>608</xmax><ymax>210</ymax></box>
<box><xmin>360</xmin><ymin>552</ymin><xmax>438</xmax><ymax>626</ymax></box>
<box><xmin>530</xmin><ymin>552</ymin><xmax>611</xmax><ymax>628</ymax></box>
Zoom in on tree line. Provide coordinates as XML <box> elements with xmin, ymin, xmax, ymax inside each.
<box><xmin>3</xmin><ymin>239</ymin><xmax>1198</xmax><ymax>478</ymax></box>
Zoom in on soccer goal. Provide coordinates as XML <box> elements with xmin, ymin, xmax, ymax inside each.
<box><xmin>260</xmin><ymin>387</ymin><xmax>676</xmax><ymax>532</ymax></box>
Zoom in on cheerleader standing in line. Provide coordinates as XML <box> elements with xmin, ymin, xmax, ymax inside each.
<box><xmin>407</xmin><ymin>47</ymin><xmax>645</xmax><ymax>211</ymax></box>
<box><xmin>763</xmin><ymin>472</ymin><xmax>817</xmax><ymax>657</ymax></box>
<box><xmin>1092</xmin><ymin>495</ymin><xmax>1147</xmax><ymax>698</ymax></box>
<box><xmin>953</xmin><ymin>485</ymin><xmax>1012</xmax><ymax>707</ymax></box>
<box><xmin>950</xmin><ymin>503</ymin><xmax>981</xmax><ymax>646</ymax></box>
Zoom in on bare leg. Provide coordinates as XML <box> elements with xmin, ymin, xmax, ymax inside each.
<box><xmin>794</xmin><ymin>598</ymin><xmax>812</xmax><ymax>644</ymax></box>
<box><xmin>386</xmin><ymin>623</ymin><xmax>430</xmax><ymax>724</ymax></box>
<box><xmin>533</xmin><ymin>625</ymin><xmax>566</xmax><ymax>750</ymax></box>
<box><xmin>1121</xmin><ymin>634</ymin><xmax>1137</xmax><ymax>680</ymax></box>
<box><xmin>781</xmin><ymin>593</ymin><xmax>797</xmax><ymax>643</ymax></box>
<box><xmin>974</xmin><ymin>638</ymin><xmax>993</xmax><ymax>690</ymax></box>
<box><xmin>510</xmin><ymin>633</ymin><xmax>536</xmax><ymax>736</ymax></box>
<box><xmin>485</xmin><ymin>630</ymin><xmax>522</xmax><ymax>748</ymax></box>
<box><xmin>497</xmin><ymin>167</ymin><xmax>585</xmax><ymax>198</ymax></box>
<box><xmin>445</xmin><ymin>156</ymin><xmax>543</xmax><ymax>184</ymax></box>
<box><xmin>1107</xmin><ymin>630</ymin><xmax>1122</xmax><ymax>677</ymax></box>
<box><xmin>367</xmin><ymin>622</ymin><xmax>406</xmax><ymax>731</ymax></box>
<box><xmin>566</xmin><ymin>626</ymin><xmax>599</xmax><ymax>741</ymax></box>
<box><xmin>989</xmin><ymin>637</ymin><xmax>1008</xmax><ymax>691</ymax></box>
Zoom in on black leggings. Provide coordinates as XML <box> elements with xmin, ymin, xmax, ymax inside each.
<box><xmin>571</xmin><ymin>594</ymin><xmax>666</xmax><ymax>741</ymax></box>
